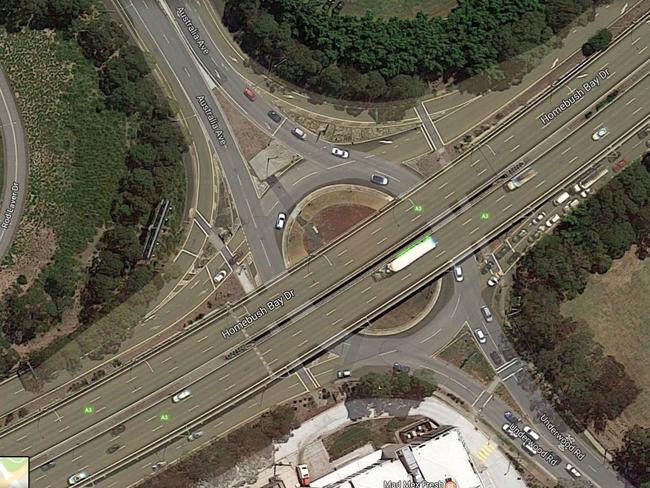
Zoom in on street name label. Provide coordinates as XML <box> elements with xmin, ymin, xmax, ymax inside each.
<box><xmin>540</xmin><ymin>413</ymin><xmax>586</xmax><ymax>460</ymax></box>
<box><xmin>196</xmin><ymin>95</ymin><xmax>227</xmax><ymax>146</ymax></box>
<box><xmin>1</xmin><ymin>182</ymin><xmax>19</xmax><ymax>230</ymax></box>
<box><xmin>176</xmin><ymin>8</ymin><xmax>209</xmax><ymax>55</ymax></box>
<box><xmin>539</xmin><ymin>68</ymin><xmax>610</xmax><ymax>126</ymax></box>
<box><xmin>221</xmin><ymin>290</ymin><xmax>295</xmax><ymax>339</ymax></box>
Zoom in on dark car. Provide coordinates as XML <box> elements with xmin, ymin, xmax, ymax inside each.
<box><xmin>40</xmin><ymin>461</ymin><xmax>57</xmax><ymax>472</ymax></box>
<box><xmin>106</xmin><ymin>445</ymin><xmax>121</xmax><ymax>454</ymax></box>
<box><xmin>110</xmin><ymin>424</ymin><xmax>126</xmax><ymax>436</ymax></box>
<box><xmin>504</xmin><ymin>411</ymin><xmax>518</xmax><ymax>423</ymax></box>
<box><xmin>490</xmin><ymin>351</ymin><xmax>504</xmax><ymax>367</ymax></box>
<box><xmin>393</xmin><ymin>363</ymin><xmax>410</xmax><ymax>373</ymax></box>
<box><xmin>267</xmin><ymin>110</ymin><xmax>282</xmax><ymax>123</ymax></box>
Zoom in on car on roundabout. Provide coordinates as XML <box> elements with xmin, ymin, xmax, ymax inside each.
<box><xmin>267</xmin><ymin>110</ymin><xmax>282</xmax><ymax>123</ymax></box>
<box><xmin>331</xmin><ymin>147</ymin><xmax>349</xmax><ymax>159</ymax></box>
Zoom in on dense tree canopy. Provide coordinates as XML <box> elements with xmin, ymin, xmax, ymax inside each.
<box><xmin>614</xmin><ymin>426</ymin><xmax>650</xmax><ymax>487</ymax></box>
<box><xmin>223</xmin><ymin>0</ymin><xmax>605</xmax><ymax>101</ymax></box>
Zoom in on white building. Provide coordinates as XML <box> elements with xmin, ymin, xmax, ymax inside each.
<box><xmin>310</xmin><ymin>427</ymin><xmax>482</xmax><ymax>488</ymax></box>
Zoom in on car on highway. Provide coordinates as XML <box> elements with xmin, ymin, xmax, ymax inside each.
<box><xmin>110</xmin><ymin>424</ymin><xmax>126</xmax><ymax>436</ymax></box>
<box><xmin>267</xmin><ymin>110</ymin><xmax>282</xmax><ymax>123</ymax></box>
<box><xmin>502</xmin><ymin>423</ymin><xmax>517</xmax><ymax>439</ymax></box>
<box><xmin>151</xmin><ymin>461</ymin><xmax>167</xmax><ymax>471</ymax></box>
<box><xmin>331</xmin><ymin>147</ymin><xmax>349</xmax><ymax>159</ymax></box>
<box><xmin>480</xmin><ymin>304</ymin><xmax>493</xmax><ymax>322</ymax></box>
<box><xmin>40</xmin><ymin>460</ymin><xmax>57</xmax><ymax>472</ymax></box>
<box><xmin>532</xmin><ymin>211</ymin><xmax>546</xmax><ymax>225</ymax></box>
<box><xmin>487</xmin><ymin>276</ymin><xmax>499</xmax><ymax>287</ymax></box>
<box><xmin>275</xmin><ymin>212</ymin><xmax>287</xmax><ymax>230</ymax></box>
<box><xmin>243</xmin><ymin>87</ymin><xmax>257</xmax><ymax>101</ymax></box>
<box><xmin>214</xmin><ymin>270</ymin><xmax>227</xmax><ymax>283</ymax></box>
<box><xmin>187</xmin><ymin>431</ymin><xmax>204</xmax><ymax>441</ymax></box>
<box><xmin>565</xmin><ymin>463</ymin><xmax>582</xmax><ymax>478</ymax></box>
<box><xmin>337</xmin><ymin>369</ymin><xmax>351</xmax><ymax>378</ymax></box>
<box><xmin>504</xmin><ymin>411</ymin><xmax>518</xmax><ymax>423</ymax></box>
<box><xmin>172</xmin><ymin>388</ymin><xmax>192</xmax><ymax>403</ymax></box>
<box><xmin>371</xmin><ymin>174</ymin><xmax>389</xmax><ymax>185</ymax></box>
<box><xmin>453</xmin><ymin>265</ymin><xmax>464</xmax><ymax>282</ymax></box>
<box><xmin>523</xmin><ymin>425</ymin><xmax>541</xmax><ymax>441</ymax></box>
<box><xmin>545</xmin><ymin>214</ymin><xmax>560</xmax><ymax>227</ymax></box>
<box><xmin>474</xmin><ymin>328</ymin><xmax>487</xmax><ymax>344</ymax></box>
<box><xmin>292</xmin><ymin>127</ymin><xmax>307</xmax><ymax>140</ymax></box>
<box><xmin>393</xmin><ymin>363</ymin><xmax>410</xmax><ymax>373</ymax></box>
<box><xmin>592</xmin><ymin>126</ymin><xmax>609</xmax><ymax>140</ymax></box>
<box><xmin>68</xmin><ymin>470</ymin><xmax>89</xmax><ymax>486</ymax></box>
<box><xmin>296</xmin><ymin>464</ymin><xmax>311</xmax><ymax>487</ymax></box>
<box><xmin>490</xmin><ymin>351</ymin><xmax>504</xmax><ymax>367</ymax></box>
<box><xmin>612</xmin><ymin>159</ymin><xmax>628</xmax><ymax>172</ymax></box>
<box><xmin>106</xmin><ymin>444</ymin><xmax>121</xmax><ymax>454</ymax></box>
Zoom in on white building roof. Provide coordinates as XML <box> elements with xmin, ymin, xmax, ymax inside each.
<box><xmin>311</xmin><ymin>427</ymin><xmax>482</xmax><ymax>488</ymax></box>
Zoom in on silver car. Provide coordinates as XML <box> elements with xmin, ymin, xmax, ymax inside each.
<box><xmin>172</xmin><ymin>388</ymin><xmax>192</xmax><ymax>403</ymax></box>
<box><xmin>371</xmin><ymin>174</ymin><xmax>389</xmax><ymax>185</ymax></box>
<box><xmin>481</xmin><ymin>305</ymin><xmax>493</xmax><ymax>322</ymax></box>
<box><xmin>331</xmin><ymin>147</ymin><xmax>349</xmax><ymax>158</ymax></box>
<box><xmin>68</xmin><ymin>471</ymin><xmax>89</xmax><ymax>486</ymax></box>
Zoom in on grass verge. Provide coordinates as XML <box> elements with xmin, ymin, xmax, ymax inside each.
<box><xmin>437</xmin><ymin>330</ymin><xmax>494</xmax><ymax>385</ymax></box>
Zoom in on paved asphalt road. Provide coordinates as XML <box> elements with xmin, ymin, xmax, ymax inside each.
<box><xmin>5</xmin><ymin>68</ymin><xmax>648</xmax><ymax>487</ymax></box>
<box><xmin>0</xmin><ymin>65</ymin><xmax>27</xmax><ymax>260</ymax></box>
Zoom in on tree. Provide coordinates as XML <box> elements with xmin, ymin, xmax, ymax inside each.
<box><xmin>582</xmin><ymin>28</ymin><xmax>612</xmax><ymax>56</ymax></box>
<box><xmin>614</xmin><ymin>426</ymin><xmax>650</xmax><ymax>486</ymax></box>
<box><xmin>318</xmin><ymin>64</ymin><xmax>344</xmax><ymax>95</ymax></box>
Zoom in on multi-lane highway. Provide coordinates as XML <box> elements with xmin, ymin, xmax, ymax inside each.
<box><xmin>0</xmin><ymin>65</ymin><xmax>27</xmax><ymax>259</ymax></box>
<box><xmin>5</xmin><ymin>56</ymin><xmax>648</xmax><ymax>488</ymax></box>
<box><xmin>1</xmin><ymin>2</ymin><xmax>647</xmax><ymax>487</ymax></box>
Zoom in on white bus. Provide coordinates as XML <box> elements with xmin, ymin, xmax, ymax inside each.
<box><xmin>579</xmin><ymin>167</ymin><xmax>608</xmax><ymax>190</ymax></box>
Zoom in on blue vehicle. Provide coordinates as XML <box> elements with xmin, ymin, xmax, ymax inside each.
<box><xmin>504</xmin><ymin>411</ymin><xmax>518</xmax><ymax>423</ymax></box>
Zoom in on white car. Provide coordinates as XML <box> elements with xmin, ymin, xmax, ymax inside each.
<box><xmin>545</xmin><ymin>214</ymin><xmax>560</xmax><ymax>227</ymax></box>
<box><xmin>331</xmin><ymin>147</ymin><xmax>349</xmax><ymax>159</ymax></box>
<box><xmin>572</xmin><ymin>183</ymin><xmax>589</xmax><ymax>198</ymax></box>
<box><xmin>291</xmin><ymin>127</ymin><xmax>307</xmax><ymax>140</ymax></box>
<box><xmin>502</xmin><ymin>423</ymin><xmax>518</xmax><ymax>439</ymax></box>
<box><xmin>592</xmin><ymin>126</ymin><xmax>609</xmax><ymax>140</ymax></box>
<box><xmin>275</xmin><ymin>212</ymin><xmax>287</xmax><ymax>230</ymax></box>
<box><xmin>371</xmin><ymin>174</ymin><xmax>389</xmax><ymax>185</ymax></box>
<box><xmin>187</xmin><ymin>431</ymin><xmax>204</xmax><ymax>441</ymax></box>
<box><xmin>487</xmin><ymin>276</ymin><xmax>499</xmax><ymax>287</ymax></box>
<box><xmin>453</xmin><ymin>265</ymin><xmax>464</xmax><ymax>282</ymax></box>
<box><xmin>532</xmin><ymin>212</ymin><xmax>546</xmax><ymax>224</ymax></box>
<box><xmin>337</xmin><ymin>370</ymin><xmax>351</xmax><ymax>378</ymax></box>
<box><xmin>566</xmin><ymin>463</ymin><xmax>582</xmax><ymax>478</ymax></box>
<box><xmin>481</xmin><ymin>305</ymin><xmax>493</xmax><ymax>322</ymax></box>
<box><xmin>296</xmin><ymin>464</ymin><xmax>311</xmax><ymax>486</ymax></box>
<box><xmin>523</xmin><ymin>425</ymin><xmax>540</xmax><ymax>441</ymax></box>
<box><xmin>172</xmin><ymin>388</ymin><xmax>192</xmax><ymax>403</ymax></box>
<box><xmin>213</xmin><ymin>270</ymin><xmax>227</xmax><ymax>283</ymax></box>
<box><xmin>68</xmin><ymin>471</ymin><xmax>89</xmax><ymax>486</ymax></box>
<box><xmin>474</xmin><ymin>329</ymin><xmax>487</xmax><ymax>344</ymax></box>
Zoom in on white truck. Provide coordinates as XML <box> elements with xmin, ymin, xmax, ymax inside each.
<box><xmin>505</xmin><ymin>168</ymin><xmax>538</xmax><ymax>191</ymax></box>
<box><xmin>373</xmin><ymin>235</ymin><xmax>437</xmax><ymax>280</ymax></box>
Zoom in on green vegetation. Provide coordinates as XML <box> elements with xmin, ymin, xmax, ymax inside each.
<box><xmin>507</xmin><ymin>153</ymin><xmax>650</xmax><ymax>435</ymax></box>
<box><xmin>582</xmin><ymin>28</ymin><xmax>613</xmax><ymax>56</ymax></box>
<box><xmin>223</xmin><ymin>0</ymin><xmax>603</xmax><ymax>103</ymax></box>
<box><xmin>0</xmin><ymin>2</ymin><xmax>186</xmax><ymax>376</ymax></box>
<box><xmin>324</xmin><ymin>417</ymin><xmax>414</xmax><ymax>459</ymax></box>
<box><xmin>345</xmin><ymin>370</ymin><xmax>436</xmax><ymax>419</ymax></box>
<box><xmin>138</xmin><ymin>405</ymin><xmax>298</xmax><ymax>487</ymax></box>
<box><xmin>342</xmin><ymin>0</ymin><xmax>458</xmax><ymax>20</ymax></box>
<box><xmin>614</xmin><ymin>425</ymin><xmax>650</xmax><ymax>487</ymax></box>
<box><xmin>438</xmin><ymin>330</ymin><xmax>494</xmax><ymax>384</ymax></box>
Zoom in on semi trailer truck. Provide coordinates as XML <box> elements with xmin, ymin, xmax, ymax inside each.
<box><xmin>373</xmin><ymin>235</ymin><xmax>437</xmax><ymax>280</ymax></box>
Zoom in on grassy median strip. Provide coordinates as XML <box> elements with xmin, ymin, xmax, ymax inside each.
<box><xmin>437</xmin><ymin>330</ymin><xmax>494</xmax><ymax>384</ymax></box>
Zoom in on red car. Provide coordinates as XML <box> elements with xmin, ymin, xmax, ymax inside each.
<box><xmin>243</xmin><ymin>87</ymin><xmax>256</xmax><ymax>101</ymax></box>
<box><xmin>612</xmin><ymin>159</ymin><xmax>628</xmax><ymax>172</ymax></box>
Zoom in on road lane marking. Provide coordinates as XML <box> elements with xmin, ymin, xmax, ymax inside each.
<box><xmin>126</xmin><ymin>376</ymin><xmax>137</xmax><ymax>383</ymax></box>
<box><xmin>309</xmin><ymin>281</ymin><xmax>320</xmax><ymax>288</ymax></box>
<box><xmin>401</xmin><ymin>272</ymin><xmax>412</xmax><ymax>281</ymax></box>
<box><xmin>189</xmin><ymin>404</ymin><xmax>200</xmax><ymax>412</ymax></box>
<box><xmin>438</xmin><ymin>181</ymin><xmax>449</xmax><ymax>189</ymax></box>
<box><xmin>132</xmin><ymin>386</ymin><xmax>142</xmax><ymax>393</ymax></box>
<box><xmin>633</xmin><ymin>106</ymin><xmax>644</xmax><ymax>115</ymax></box>
<box><xmin>371</xmin><ymin>227</ymin><xmax>382</xmax><ymax>235</ymax></box>
<box><xmin>197</xmin><ymin>335</ymin><xmax>209</xmax><ymax>343</ymax></box>
<box><xmin>496</xmin><ymin>194</ymin><xmax>506</xmax><ymax>202</ymax></box>
<box><xmin>503</xmin><ymin>135</ymin><xmax>514</xmax><ymax>143</ymax></box>
<box><xmin>332</xmin><ymin>319</ymin><xmax>342</xmax><ymax>326</ymax></box>
<box><xmin>444</xmin><ymin>191</ymin><xmax>455</xmax><ymax>199</ymax></box>
<box><xmin>145</xmin><ymin>416</ymin><xmax>157</xmax><ymax>423</ymax></box>
<box><xmin>361</xmin><ymin>286</ymin><xmax>372</xmax><ymax>294</ymax></box>
<box><xmin>202</xmin><ymin>345</ymin><xmax>214</xmax><ymax>353</ymax></box>
<box><xmin>367</xmin><ymin>296</ymin><xmax>377</xmax><ymax>303</ymax></box>
<box><xmin>503</xmin><ymin>204</ymin><xmax>513</xmax><ymax>211</ymax></box>
<box><xmin>470</xmin><ymin>226</ymin><xmax>480</xmax><ymax>235</ymax></box>
<box><xmin>13</xmin><ymin>388</ymin><xmax>24</xmax><ymax>395</ymax></box>
<box><xmin>561</xmin><ymin>147</ymin><xmax>572</xmax><ymax>155</ymax></box>
<box><xmin>420</xmin><ymin>329</ymin><xmax>441</xmax><ymax>343</ymax></box>
<box><xmin>626</xmin><ymin>97</ymin><xmax>637</xmax><ymax>105</ymax></box>
<box><xmin>476</xmin><ymin>168</ymin><xmax>487</xmax><ymax>176</ymax></box>
<box><xmin>58</xmin><ymin>426</ymin><xmax>70</xmax><ymax>433</ymax></box>
<box><xmin>220</xmin><ymin>374</ymin><xmax>231</xmax><ymax>381</ymax></box>
<box><xmin>377</xmin><ymin>237</ymin><xmax>388</xmax><ymax>244</ymax></box>
<box><xmin>271</xmin><ymin>118</ymin><xmax>286</xmax><ymax>137</ymax></box>
<box><xmin>568</xmin><ymin>156</ymin><xmax>578</xmax><ymax>164</ymax></box>
<box><xmin>20</xmin><ymin>446</ymin><xmax>31</xmax><ymax>452</ymax></box>
<box><xmin>411</xmin><ymin>213</ymin><xmax>422</xmax><ymax>222</ymax></box>
<box><xmin>535</xmin><ymin>179</ymin><xmax>547</xmax><ymax>188</ymax></box>
<box><xmin>168</xmin><ymin>366</ymin><xmax>179</xmax><ymax>373</ymax></box>
<box><xmin>152</xmin><ymin>425</ymin><xmax>163</xmax><ymax>432</ymax></box>
<box><xmin>304</xmin><ymin>272</ymin><xmax>313</xmax><ymax>279</ymax></box>
<box><xmin>462</xmin><ymin>218</ymin><xmax>472</xmax><ymax>226</ymax></box>
<box><xmin>379</xmin><ymin>349</ymin><xmax>397</xmax><ymax>356</ymax></box>
<box><xmin>470</xmin><ymin>159</ymin><xmax>481</xmax><ymax>167</ymax></box>
<box><xmin>435</xmin><ymin>250</ymin><xmax>446</xmax><ymax>257</ymax></box>
<box><xmin>293</xmin><ymin>171</ymin><xmax>318</xmax><ymax>186</ymax></box>
<box><xmin>225</xmin><ymin>384</ymin><xmax>237</xmax><ymax>391</ymax></box>
<box><xmin>510</xmin><ymin>144</ymin><xmax>520</xmax><ymax>152</ymax></box>
<box><xmin>161</xmin><ymin>357</ymin><xmax>172</xmax><ymax>364</ymax></box>
<box><xmin>297</xmin><ymin>339</ymin><xmax>309</xmax><ymax>347</ymax></box>
<box><xmin>337</xmin><ymin>249</ymin><xmax>348</xmax><ymax>256</ymax></box>
<box><xmin>292</xmin><ymin>330</ymin><xmax>303</xmax><ymax>336</ymax></box>
<box><xmin>326</xmin><ymin>309</ymin><xmax>337</xmax><ymax>316</ymax></box>
<box><xmin>343</xmin><ymin>259</ymin><xmax>354</xmax><ymax>266</ymax></box>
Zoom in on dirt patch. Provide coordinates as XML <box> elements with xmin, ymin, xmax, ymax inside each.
<box><xmin>403</xmin><ymin>151</ymin><xmax>444</xmax><ymax>178</ymax></box>
<box><xmin>212</xmin><ymin>89</ymin><xmax>271</xmax><ymax>161</ymax></box>
<box><xmin>561</xmin><ymin>246</ymin><xmax>650</xmax><ymax>449</ymax></box>
<box><xmin>304</xmin><ymin>204</ymin><xmax>375</xmax><ymax>253</ymax></box>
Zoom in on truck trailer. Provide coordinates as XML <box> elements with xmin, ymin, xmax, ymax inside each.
<box><xmin>505</xmin><ymin>168</ymin><xmax>538</xmax><ymax>191</ymax></box>
<box><xmin>373</xmin><ymin>235</ymin><xmax>437</xmax><ymax>280</ymax></box>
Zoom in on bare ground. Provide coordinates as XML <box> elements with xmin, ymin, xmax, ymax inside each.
<box><xmin>304</xmin><ymin>204</ymin><xmax>375</xmax><ymax>253</ymax></box>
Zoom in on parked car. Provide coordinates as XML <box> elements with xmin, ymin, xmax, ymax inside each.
<box><xmin>480</xmin><ymin>305</ymin><xmax>493</xmax><ymax>322</ymax></box>
<box><xmin>453</xmin><ymin>265</ymin><xmax>464</xmax><ymax>282</ymax></box>
<box><xmin>371</xmin><ymin>174</ymin><xmax>389</xmax><ymax>185</ymax></box>
<box><xmin>490</xmin><ymin>351</ymin><xmax>504</xmax><ymax>367</ymax></box>
<box><xmin>331</xmin><ymin>147</ymin><xmax>349</xmax><ymax>158</ymax></box>
<box><xmin>512</xmin><ymin>228</ymin><xmax>528</xmax><ymax>243</ymax></box>
<box><xmin>172</xmin><ymin>388</ymin><xmax>192</xmax><ymax>403</ymax></box>
<box><xmin>275</xmin><ymin>212</ymin><xmax>287</xmax><ymax>230</ymax></box>
<box><xmin>504</xmin><ymin>411</ymin><xmax>518</xmax><ymax>423</ymax></box>
<box><xmin>267</xmin><ymin>110</ymin><xmax>282</xmax><ymax>123</ymax></box>
<box><xmin>68</xmin><ymin>471</ymin><xmax>89</xmax><ymax>486</ymax></box>
<box><xmin>523</xmin><ymin>425</ymin><xmax>541</xmax><ymax>441</ymax></box>
<box><xmin>522</xmin><ymin>441</ymin><xmax>538</xmax><ymax>456</ymax></box>
<box><xmin>187</xmin><ymin>431</ymin><xmax>204</xmax><ymax>441</ymax></box>
<box><xmin>291</xmin><ymin>127</ymin><xmax>307</xmax><ymax>140</ymax></box>
<box><xmin>243</xmin><ymin>87</ymin><xmax>256</xmax><ymax>101</ymax></box>
<box><xmin>393</xmin><ymin>363</ymin><xmax>410</xmax><ymax>373</ymax></box>
<box><xmin>296</xmin><ymin>464</ymin><xmax>311</xmax><ymax>487</ymax></box>
<box><xmin>151</xmin><ymin>461</ymin><xmax>167</xmax><ymax>471</ymax></box>
<box><xmin>571</xmin><ymin>183</ymin><xmax>589</xmax><ymax>198</ymax></box>
<box><xmin>565</xmin><ymin>463</ymin><xmax>582</xmax><ymax>478</ymax></box>
<box><xmin>337</xmin><ymin>370</ymin><xmax>351</xmax><ymax>378</ymax></box>
<box><xmin>532</xmin><ymin>212</ymin><xmax>546</xmax><ymax>224</ymax></box>
<box><xmin>487</xmin><ymin>276</ymin><xmax>499</xmax><ymax>287</ymax></box>
<box><xmin>592</xmin><ymin>126</ymin><xmax>609</xmax><ymax>140</ymax></box>
<box><xmin>502</xmin><ymin>423</ymin><xmax>518</xmax><ymax>439</ymax></box>
<box><xmin>474</xmin><ymin>328</ymin><xmax>487</xmax><ymax>344</ymax></box>
<box><xmin>612</xmin><ymin>159</ymin><xmax>628</xmax><ymax>172</ymax></box>
<box><xmin>545</xmin><ymin>214</ymin><xmax>560</xmax><ymax>227</ymax></box>
<box><xmin>213</xmin><ymin>270</ymin><xmax>227</xmax><ymax>283</ymax></box>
